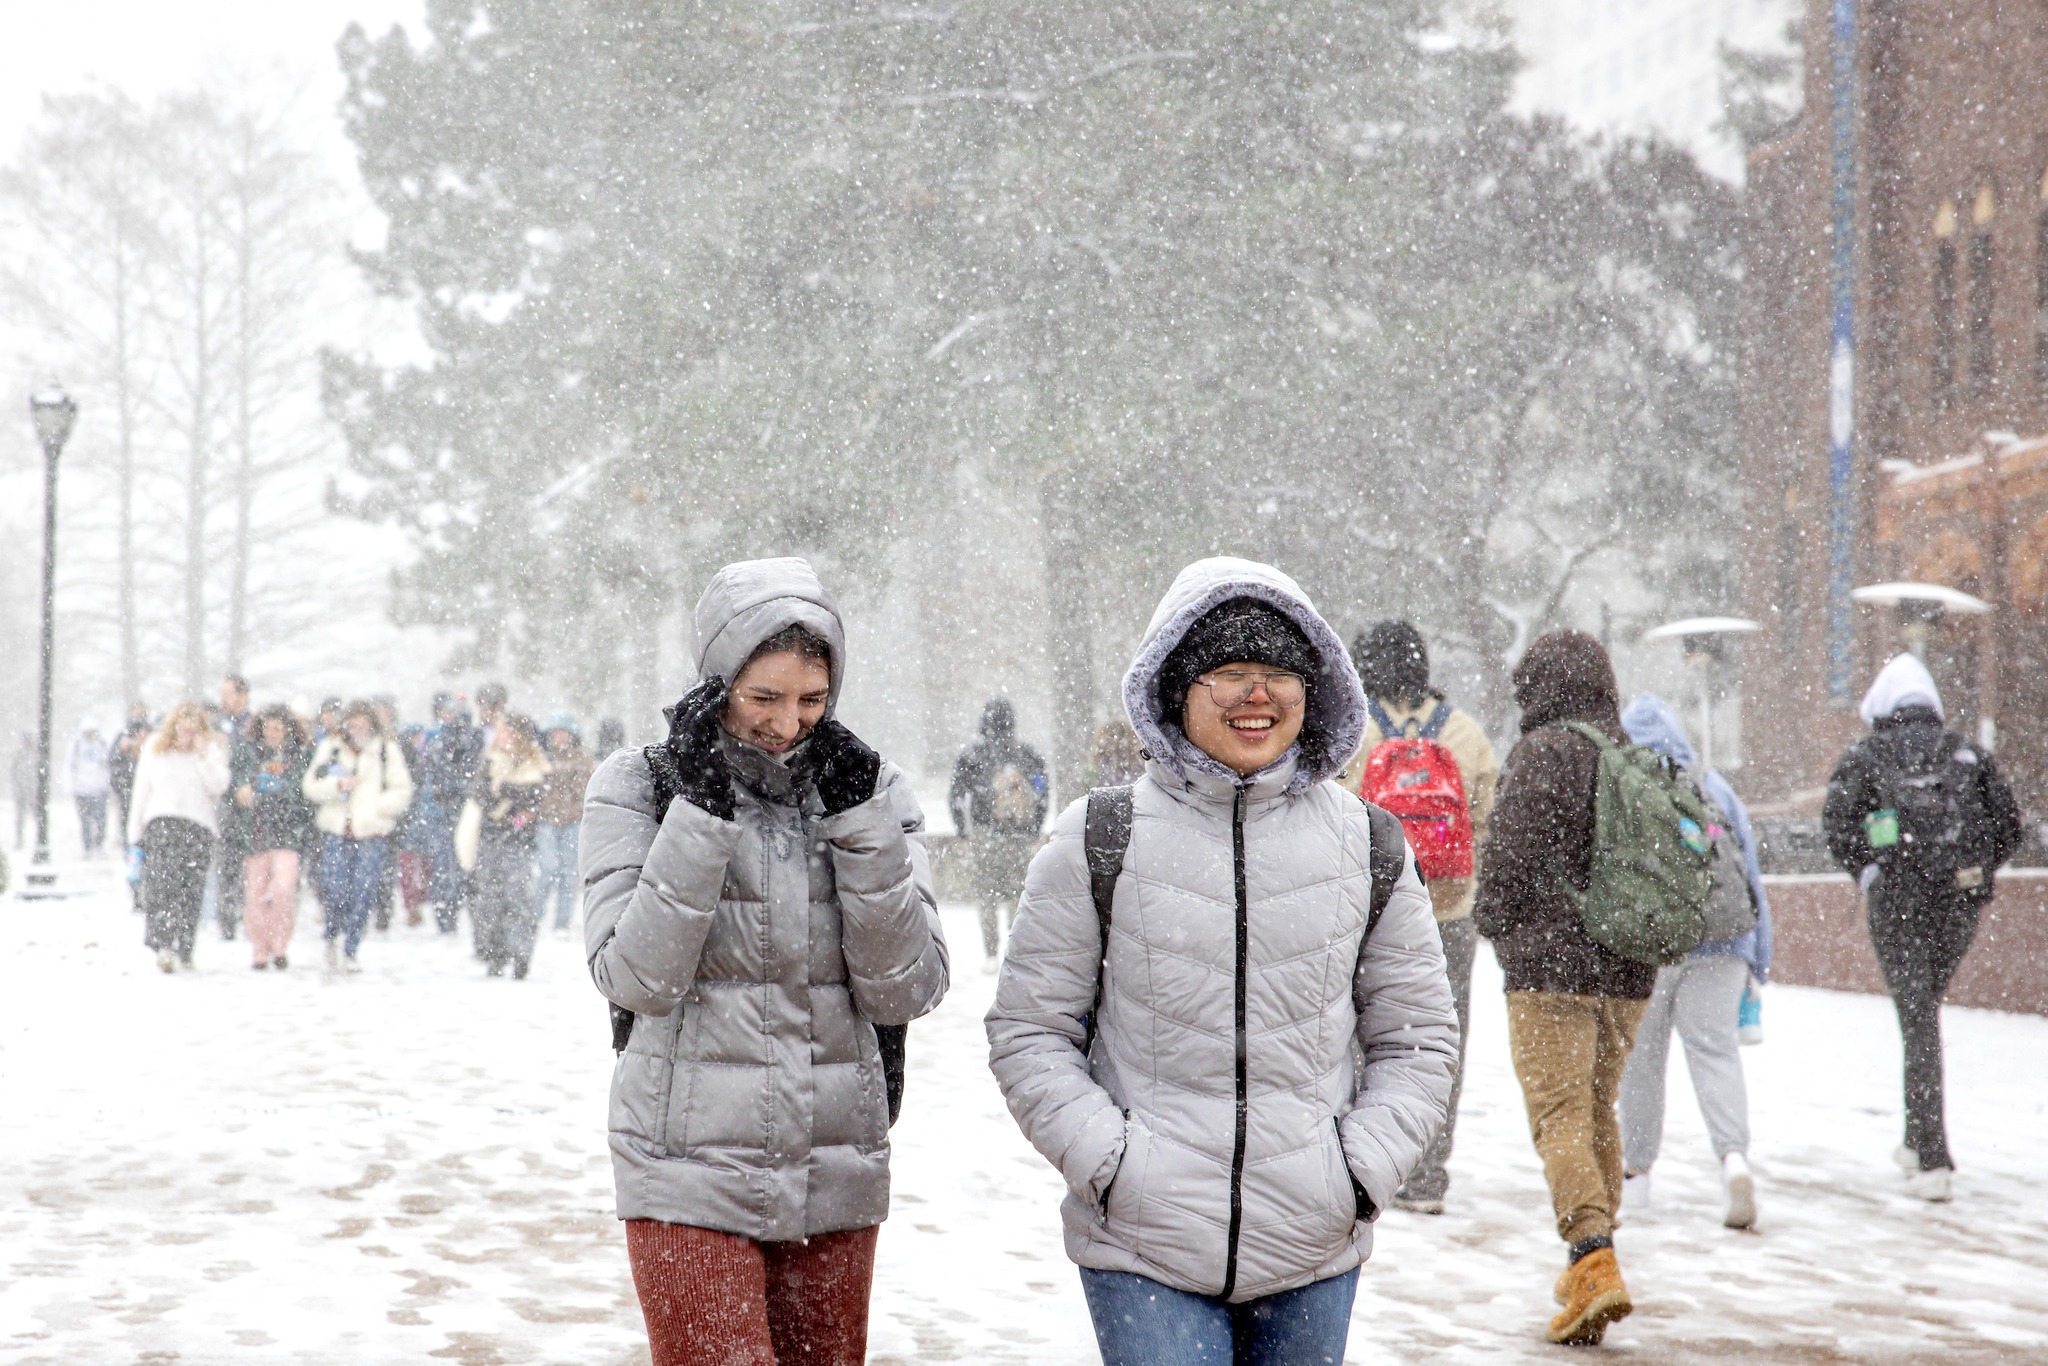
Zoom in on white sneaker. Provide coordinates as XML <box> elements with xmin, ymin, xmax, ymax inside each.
<box><xmin>1904</xmin><ymin>1166</ymin><xmax>1953</xmax><ymax>1202</ymax></box>
<box><xmin>1893</xmin><ymin>1144</ymin><xmax>1920</xmax><ymax>1173</ymax></box>
<box><xmin>343</xmin><ymin>955</ymin><xmax>363</xmax><ymax>975</ymax></box>
<box><xmin>982</xmin><ymin>955</ymin><xmax>999</xmax><ymax>976</ymax></box>
<box><xmin>324</xmin><ymin>938</ymin><xmax>341</xmax><ymax>970</ymax></box>
<box><xmin>156</xmin><ymin>950</ymin><xmax>177</xmax><ymax>974</ymax></box>
<box><xmin>1620</xmin><ymin>1171</ymin><xmax>1651</xmax><ymax>1221</ymax></box>
<box><xmin>1721</xmin><ymin>1152</ymin><xmax>1757</xmax><ymax>1229</ymax></box>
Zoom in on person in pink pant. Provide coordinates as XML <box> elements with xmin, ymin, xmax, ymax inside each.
<box><xmin>229</xmin><ymin>706</ymin><xmax>316</xmax><ymax>969</ymax></box>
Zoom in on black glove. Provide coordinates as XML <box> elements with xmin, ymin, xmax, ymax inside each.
<box><xmin>808</xmin><ymin>717</ymin><xmax>882</xmax><ymax>817</ymax></box>
<box><xmin>647</xmin><ymin>677</ymin><xmax>734</xmax><ymax>821</ymax></box>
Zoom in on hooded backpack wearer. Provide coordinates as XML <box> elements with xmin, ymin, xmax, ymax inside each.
<box><xmin>1822</xmin><ymin>654</ymin><xmax>2021</xmax><ymax>1191</ymax></box>
<box><xmin>988</xmin><ymin>556</ymin><xmax>1457</xmax><ymax>1360</ymax></box>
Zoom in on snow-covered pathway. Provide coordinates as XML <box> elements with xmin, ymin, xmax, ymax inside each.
<box><xmin>3</xmin><ymin>875</ymin><xmax>2045</xmax><ymax>1363</ymax></box>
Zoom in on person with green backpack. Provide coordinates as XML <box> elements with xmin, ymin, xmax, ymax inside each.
<box><xmin>1473</xmin><ymin>629</ymin><xmax>1716</xmax><ymax>1347</ymax></box>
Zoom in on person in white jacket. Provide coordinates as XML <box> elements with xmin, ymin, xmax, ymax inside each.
<box><xmin>68</xmin><ymin>721</ymin><xmax>114</xmax><ymax>855</ymax></box>
<box><xmin>302</xmin><ymin>700</ymin><xmax>415</xmax><ymax>973</ymax></box>
<box><xmin>127</xmin><ymin>702</ymin><xmax>231</xmax><ymax>972</ymax></box>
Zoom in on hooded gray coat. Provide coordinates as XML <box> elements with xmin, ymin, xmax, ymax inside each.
<box><xmin>986</xmin><ymin>557</ymin><xmax>1458</xmax><ymax>1303</ymax></box>
<box><xmin>582</xmin><ymin>558</ymin><xmax>950</xmax><ymax>1239</ymax></box>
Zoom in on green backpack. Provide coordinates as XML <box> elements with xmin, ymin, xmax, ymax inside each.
<box><xmin>1558</xmin><ymin>722</ymin><xmax>1714</xmax><ymax>966</ymax></box>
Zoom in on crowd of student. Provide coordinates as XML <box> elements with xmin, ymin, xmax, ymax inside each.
<box><xmin>585</xmin><ymin>553</ymin><xmax>2022</xmax><ymax>1366</ymax></box>
<box><xmin>31</xmin><ymin>677</ymin><xmax>626</xmax><ymax>979</ymax></box>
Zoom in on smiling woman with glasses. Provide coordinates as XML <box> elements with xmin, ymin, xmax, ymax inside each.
<box><xmin>989</xmin><ymin>557</ymin><xmax>1458</xmax><ymax>1366</ymax></box>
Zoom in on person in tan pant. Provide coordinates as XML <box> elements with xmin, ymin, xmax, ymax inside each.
<box><xmin>1505</xmin><ymin>994</ymin><xmax>1647</xmax><ymax>1249</ymax></box>
<box><xmin>1472</xmin><ymin>630</ymin><xmax>1656</xmax><ymax>1346</ymax></box>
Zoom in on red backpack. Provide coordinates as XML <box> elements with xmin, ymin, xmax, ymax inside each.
<box><xmin>1359</xmin><ymin>699</ymin><xmax>1474</xmax><ymax>879</ymax></box>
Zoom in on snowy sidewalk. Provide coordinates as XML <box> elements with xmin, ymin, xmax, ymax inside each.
<box><xmin>4</xmin><ymin>879</ymin><xmax>2046</xmax><ymax>1363</ymax></box>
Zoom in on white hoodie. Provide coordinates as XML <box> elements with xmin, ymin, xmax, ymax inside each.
<box><xmin>126</xmin><ymin>741</ymin><xmax>231</xmax><ymax>844</ymax></box>
<box><xmin>1857</xmin><ymin>654</ymin><xmax>1945</xmax><ymax>727</ymax></box>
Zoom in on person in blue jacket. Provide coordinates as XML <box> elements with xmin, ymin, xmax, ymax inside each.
<box><xmin>1615</xmin><ymin>693</ymin><xmax>1773</xmax><ymax>1230</ymax></box>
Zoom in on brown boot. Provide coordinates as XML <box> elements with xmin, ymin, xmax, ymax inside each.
<box><xmin>1548</xmin><ymin>1247</ymin><xmax>1632</xmax><ymax>1345</ymax></box>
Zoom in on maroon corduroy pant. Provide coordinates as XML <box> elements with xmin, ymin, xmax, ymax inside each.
<box><xmin>625</xmin><ymin>1219</ymin><xmax>879</xmax><ymax>1366</ymax></box>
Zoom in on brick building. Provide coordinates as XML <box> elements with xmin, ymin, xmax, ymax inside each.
<box><xmin>1741</xmin><ymin>0</ymin><xmax>2048</xmax><ymax>814</ymax></box>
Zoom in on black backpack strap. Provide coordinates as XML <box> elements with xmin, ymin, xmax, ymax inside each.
<box><xmin>1364</xmin><ymin>696</ymin><xmax>1400</xmax><ymax>740</ymax></box>
<box><xmin>1417</xmin><ymin>701</ymin><xmax>1451</xmax><ymax>742</ymax></box>
<box><xmin>874</xmin><ymin>1022</ymin><xmax>908</xmax><ymax>1126</ymax></box>
<box><xmin>1365</xmin><ymin>802</ymin><xmax>1410</xmax><ymax>936</ymax></box>
<box><xmin>1081</xmin><ymin>785</ymin><xmax>1135</xmax><ymax>1048</ymax></box>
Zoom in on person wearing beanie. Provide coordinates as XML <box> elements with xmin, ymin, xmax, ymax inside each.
<box><xmin>989</xmin><ymin>557</ymin><xmax>1456</xmax><ymax>1365</ymax></box>
<box><xmin>1341</xmin><ymin>620</ymin><xmax>1498</xmax><ymax>1216</ymax></box>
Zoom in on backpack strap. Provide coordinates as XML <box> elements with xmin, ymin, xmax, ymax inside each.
<box><xmin>1364</xmin><ymin>802</ymin><xmax>1410</xmax><ymax>935</ymax></box>
<box><xmin>1081</xmin><ymin>785</ymin><xmax>1135</xmax><ymax>1049</ymax></box>
<box><xmin>1417</xmin><ymin>701</ymin><xmax>1452</xmax><ymax>742</ymax></box>
<box><xmin>1364</xmin><ymin>697</ymin><xmax>1401</xmax><ymax>741</ymax></box>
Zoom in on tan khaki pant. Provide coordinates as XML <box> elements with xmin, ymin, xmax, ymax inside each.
<box><xmin>1506</xmin><ymin>992</ymin><xmax>1649</xmax><ymax>1246</ymax></box>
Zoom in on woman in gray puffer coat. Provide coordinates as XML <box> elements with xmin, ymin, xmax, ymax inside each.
<box><xmin>988</xmin><ymin>557</ymin><xmax>1458</xmax><ymax>1365</ymax></box>
<box><xmin>581</xmin><ymin>557</ymin><xmax>949</xmax><ymax>1366</ymax></box>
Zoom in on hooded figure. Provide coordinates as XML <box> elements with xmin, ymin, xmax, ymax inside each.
<box><xmin>1822</xmin><ymin>653</ymin><xmax>2020</xmax><ymax>1197</ymax></box>
<box><xmin>988</xmin><ymin>557</ymin><xmax>1456</xmax><ymax>1343</ymax></box>
<box><xmin>948</xmin><ymin>699</ymin><xmax>1049</xmax><ymax>837</ymax></box>
<box><xmin>950</xmin><ymin>698</ymin><xmax>1051</xmax><ymax>966</ymax></box>
<box><xmin>1471</xmin><ymin>628</ymin><xmax>1654</xmax><ymax>1345</ymax></box>
<box><xmin>580</xmin><ymin>557</ymin><xmax>949</xmax><ymax>1362</ymax></box>
<box><xmin>1615</xmin><ymin>693</ymin><xmax>1772</xmax><ymax>1232</ymax></box>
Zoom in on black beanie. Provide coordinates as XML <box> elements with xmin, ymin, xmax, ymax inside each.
<box><xmin>1160</xmin><ymin>599</ymin><xmax>1318</xmax><ymax>721</ymax></box>
<box><xmin>1353</xmin><ymin>620</ymin><xmax>1430</xmax><ymax>701</ymax></box>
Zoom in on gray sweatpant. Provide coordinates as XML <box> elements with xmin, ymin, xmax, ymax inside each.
<box><xmin>1618</xmin><ymin>954</ymin><xmax>1751</xmax><ymax>1170</ymax></box>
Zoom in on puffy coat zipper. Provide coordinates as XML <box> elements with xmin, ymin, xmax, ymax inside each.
<box><xmin>1220</xmin><ymin>785</ymin><xmax>1250</xmax><ymax>1300</ymax></box>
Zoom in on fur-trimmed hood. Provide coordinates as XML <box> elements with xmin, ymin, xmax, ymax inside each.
<box><xmin>1121</xmin><ymin>557</ymin><xmax>1365</xmax><ymax>794</ymax></box>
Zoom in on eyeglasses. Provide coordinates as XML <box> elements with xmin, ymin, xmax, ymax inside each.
<box><xmin>1192</xmin><ymin>670</ymin><xmax>1306</xmax><ymax>710</ymax></box>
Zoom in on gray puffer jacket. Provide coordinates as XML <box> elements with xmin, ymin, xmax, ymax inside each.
<box><xmin>987</xmin><ymin>557</ymin><xmax>1458</xmax><ymax>1302</ymax></box>
<box><xmin>583</xmin><ymin>558</ymin><xmax>950</xmax><ymax>1240</ymax></box>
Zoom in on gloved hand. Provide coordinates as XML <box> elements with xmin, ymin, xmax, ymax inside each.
<box><xmin>808</xmin><ymin>717</ymin><xmax>882</xmax><ymax>817</ymax></box>
<box><xmin>648</xmin><ymin>677</ymin><xmax>734</xmax><ymax>821</ymax></box>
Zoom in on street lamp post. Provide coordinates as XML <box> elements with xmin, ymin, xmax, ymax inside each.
<box><xmin>28</xmin><ymin>383</ymin><xmax>77</xmax><ymax>882</ymax></box>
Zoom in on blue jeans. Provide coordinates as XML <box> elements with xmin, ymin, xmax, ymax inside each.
<box><xmin>320</xmin><ymin>835</ymin><xmax>388</xmax><ymax>958</ymax></box>
<box><xmin>1081</xmin><ymin>1267</ymin><xmax>1358</xmax><ymax>1366</ymax></box>
<box><xmin>535</xmin><ymin>822</ymin><xmax>580</xmax><ymax>930</ymax></box>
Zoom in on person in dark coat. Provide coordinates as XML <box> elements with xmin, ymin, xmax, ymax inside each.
<box><xmin>419</xmin><ymin>694</ymin><xmax>483</xmax><ymax>933</ymax></box>
<box><xmin>1472</xmin><ymin>628</ymin><xmax>1654</xmax><ymax>1346</ymax></box>
<box><xmin>947</xmin><ymin>699</ymin><xmax>1049</xmax><ymax>968</ymax></box>
<box><xmin>1821</xmin><ymin>653</ymin><xmax>2022</xmax><ymax>1202</ymax></box>
<box><xmin>229</xmin><ymin>705</ymin><xmax>316</xmax><ymax>969</ymax></box>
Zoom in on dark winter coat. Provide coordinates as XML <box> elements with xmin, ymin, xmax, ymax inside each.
<box><xmin>228</xmin><ymin>741</ymin><xmax>316</xmax><ymax>855</ymax></box>
<box><xmin>948</xmin><ymin>700</ymin><xmax>1050</xmax><ymax>836</ymax></box>
<box><xmin>1822</xmin><ymin>706</ymin><xmax>2022</xmax><ymax>906</ymax></box>
<box><xmin>1471</xmin><ymin>629</ymin><xmax>1657</xmax><ymax>999</ymax></box>
<box><xmin>421</xmin><ymin>719</ymin><xmax>482</xmax><ymax>819</ymax></box>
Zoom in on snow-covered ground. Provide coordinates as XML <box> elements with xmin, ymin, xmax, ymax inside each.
<box><xmin>4</xmin><ymin>868</ymin><xmax>2046</xmax><ymax>1364</ymax></box>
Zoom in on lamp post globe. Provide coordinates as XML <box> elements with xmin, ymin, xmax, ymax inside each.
<box><xmin>28</xmin><ymin>381</ymin><xmax>77</xmax><ymax>881</ymax></box>
<box><xmin>31</xmin><ymin>384</ymin><xmax>77</xmax><ymax>455</ymax></box>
